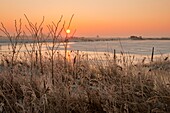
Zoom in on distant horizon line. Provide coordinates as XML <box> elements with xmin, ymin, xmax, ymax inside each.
<box><xmin>0</xmin><ymin>35</ymin><xmax>170</xmax><ymax>39</ymax></box>
<box><xmin>74</xmin><ymin>36</ymin><xmax>170</xmax><ymax>38</ymax></box>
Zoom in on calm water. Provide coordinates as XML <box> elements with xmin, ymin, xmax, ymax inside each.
<box><xmin>1</xmin><ymin>40</ymin><xmax>170</xmax><ymax>55</ymax></box>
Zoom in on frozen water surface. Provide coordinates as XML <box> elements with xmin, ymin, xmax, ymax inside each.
<box><xmin>1</xmin><ymin>40</ymin><xmax>170</xmax><ymax>55</ymax></box>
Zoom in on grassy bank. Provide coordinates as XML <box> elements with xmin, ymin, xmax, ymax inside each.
<box><xmin>0</xmin><ymin>51</ymin><xmax>170</xmax><ymax>113</ymax></box>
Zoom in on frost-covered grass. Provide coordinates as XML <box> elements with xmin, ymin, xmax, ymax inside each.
<box><xmin>0</xmin><ymin>51</ymin><xmax>170</xmax><ymax>113</ymax></box>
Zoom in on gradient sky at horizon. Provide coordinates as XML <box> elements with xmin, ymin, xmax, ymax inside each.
<box><xmin>0</xmin><ymin>0</ymin><xmax>170</xmax><ymax>37</ymax></box>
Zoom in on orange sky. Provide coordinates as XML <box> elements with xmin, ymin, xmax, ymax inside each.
<box><xmin>0</xmin><ymin>0</ymin><xmax>170</xmax><ymax>37</ymax></box>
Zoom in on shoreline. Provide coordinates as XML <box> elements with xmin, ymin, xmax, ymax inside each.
<box><xmin>1</xmin><ymin>49</ymin><xmax>169</xmax><ymax>65</ymax></box>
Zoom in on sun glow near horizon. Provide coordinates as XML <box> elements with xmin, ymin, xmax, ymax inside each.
<box><xmin>66</xmin><ymin>29</ymin><xmax>71</xmax><ymax>34</ymax></box>
<box><xmin>0</xmin><ymin>0</ymin><xmax>170</xmax><ymax>37</ymax></box>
